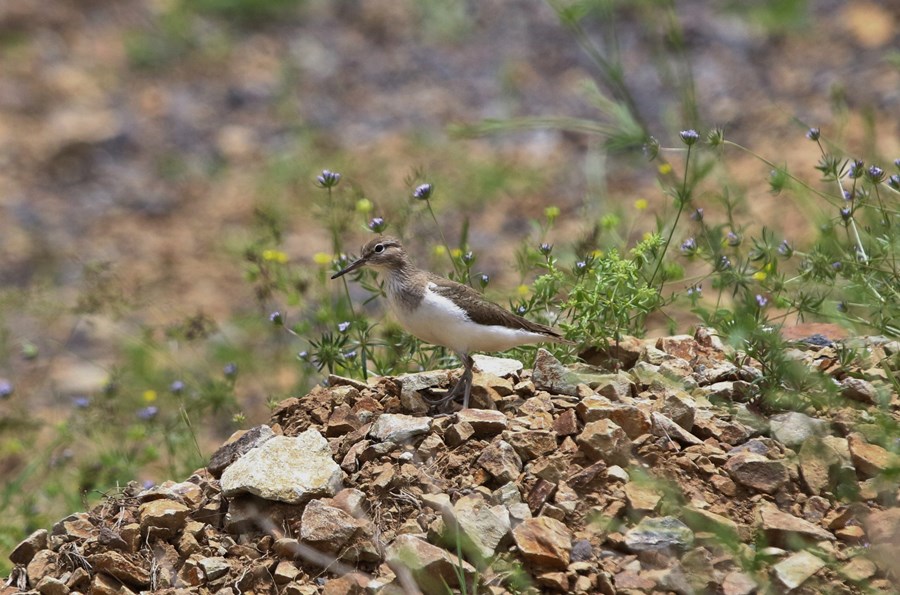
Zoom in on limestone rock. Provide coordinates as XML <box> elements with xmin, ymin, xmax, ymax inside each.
<box><xmin>532</xmin><ymin>348</ymin><xmax>583</xmax><ymax>396</ymax></box>
<box><xmin>576</xmin><ymin>395</ymin><xmax>649</xmax><ymax>438</ymax></box>
<box><xmin>87</xmin><ymin>552</ymin><xmax>151</xmax><ymax>588</ymax></box>
<box><xmin>769</xmin><ymin>411</ymin><xmax>827</xmax><ymax>448</ymax></box>
<box><xmin>757</xmin><ymin>503</ymin><xmax>834</xmax><ymax>546</ymax></box>
<box><xmin>445</xmin><ymin>494</ymin><xmax>511</xmax><ymax>560</ymax></box>
<box><xmin>681</xmin><ymin>506</ymin><xmax>740</xmax><ymax>541</ymax></box>
<box><xmin>138</xmin><ymin>480</ymin><xmax>205</xmax><ymax>507</ymax></box>
<box><xmin>385</xmin><ymin>534</ymin><xmax>475</xmax><ymax>594</ymax></box>
<box><xmin>651</xmin><ymin>412</ymin><xmax>703</xmax><ymax>446</ymax></box>
<box><xmin>552</xmin><ymin>409</ymin><xmax>579</xmax><ymax>435</ymax></box>
<box><xmin>624</xmin><ymin>516</ymin><xmax>694</xmax><ymax>552</ymax></box>
<box><xmin>208</xmin><ymin>425</ymin><xmax>275</xmax><ymax>477</ymax></box>
<box><xmin>773</xmin><ymin>550</ymin><xmax>825</xmax><ymax>590</ymax></box>
<box><xmin>656</xmin><ymin>391</ymin><xmax>696</xmax><ymax>430</ymax></box>
<box><xmin>473</xmin><ymin>354</ymin><xmax>523</xmax><ymax>377</ymax></box>
<box><xmin>325</xmin><ymin>405</ymin><xmax>362</xmax><ymax>436</ymax></box>
<box><xmin>577</xmin><ymin>419</ymin><xmax>632</xmax><ymax>465</ymax></box>
<box><xmin>724</xmin><ymin>451</ymin><xmax>788</xmax><ymax>494</ymax></box>
<box><xmin>594</xmin><ymin>372</ymin><xmax>637</xmax><ymax>401</ymax></box>
<box><xmin>368</xmin><ymin>414</ymin><xmax>432</xmax><ymax>443</ymax></box>
<box><xmin>456</xmin><ymin>409</ymin><xmax>508</xmax><ymax>436</ymax></box>
<box><xmin>839</xmin><ymin>556</ymin><xmax>877</xmax><ymax>582</ymax></box>
<box><xmin>506</xmin><ymin>430</ymin><xmax>557</xmax><ymax>461</ymax></box>
<box><xmin>840</xmin><ymin>376</ymin><xmax>879</xmax><ymax>404</ymax></box>
<box><xmin>864</xmin><ymin>507</ymin><xmax>900</xmax><ymax>574</ymax></box>
<box><xmin>138</xmin><ymin>499</ymin><xmax>190</xmax><ymax>539</ymax></box>
<box><xmin>300</xmin><ymin>498</ymin><xmax>362</xmax><ymax>551</ymax></box>
<box><xmin>35</xmin><ymin>576</ymin><xmax>67</xmax><ymax>595</ymax></box>
<box><xmin>221</xmin><ymin>431</ymin><xmax>344</xmax><ymax>504</ymax></box>
<box><xmin>721</xmin><ymin>570</ymin><xmax>758</xmax><ymax>595</ymax></box>
<box><xmin>798</xmin><ymin>437</ymin><xmax>845</xmax><ymax>495</ymax></box>
<box><xmin>477</xmin><ymin>440</ymin><xmax>523</xmax><ymax>483</ymax></box>
<box><xmin>52</xmin><ymin>512</ymin><xmax>94</xmax><ymax>541</ymax></box>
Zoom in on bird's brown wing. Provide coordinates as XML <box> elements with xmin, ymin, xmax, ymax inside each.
<box><xmin>428</xmin><ymin>275</ymin><xmax>567</xmax><ymax>340</ymax></box>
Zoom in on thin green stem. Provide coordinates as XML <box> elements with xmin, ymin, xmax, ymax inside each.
<box><xmin>425</xmin><ymin>200</ymin><xmax>461</xmax><ymax>277</ymax></box>
<box><xmin>339</xmin><ymin>277</ymin><xmax>368</xmax><ymax>381</ymax></box>
<box><xmin>650</xmin><ymin>144</ymin><xmax>693</xmax><ymax>285</ymax></box>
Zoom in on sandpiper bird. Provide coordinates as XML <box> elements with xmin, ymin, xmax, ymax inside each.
<box><xmin>332</xmin><ymin>237</ymin><xmax>570</xmax><ymax>409</ymax></box>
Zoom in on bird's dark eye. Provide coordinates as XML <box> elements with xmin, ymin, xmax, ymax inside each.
<box><xmin>374</xmin><ymin>243</ymin><xmax>385</xmax><ymax>253</ymax></box>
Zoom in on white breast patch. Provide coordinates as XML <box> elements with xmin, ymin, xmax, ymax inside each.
<box><xmin>388</xmin><ymin>282</ymin><xmax>550</xmax><ymax>355</ymax></box>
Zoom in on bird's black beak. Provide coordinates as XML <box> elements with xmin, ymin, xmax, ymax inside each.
<box><xmin>331</xmin><ymin>256</ymin><xmax>367</xmax><ymax>279</ymax></box>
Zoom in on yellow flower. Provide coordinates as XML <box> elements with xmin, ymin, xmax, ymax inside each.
<box><xmin>263</xmin><ymin>249</ymin><xmax>288</xmax><ymax>264</ymax></box>
<box><xmin>142</xmin><ymin>390</ymin><xmax>157</xmax><ymax>403</ymax></box>
<box><xmin>634</xmin><ymin>198</ymin><xmax>648</xmax><ymax>211</ymax></box>
<box><xmin>355</xmin><ymin>198</ymin><xmax>373</xmax><ymax>214</ymax></box>
<box><xmin>451</xmin><ymin>248</ymin><xmax>463</xmax><ymax>259</ymax></box>
<box><xmin>517</xmin><ymin>284</ymin><xmax>529</xmax><ymax>296</ymax></box>
<box><xmin>433</xmin><ymin>245</ymin><xmax>447</xmax><ymax>256</ymax></box>
<box><xmin>544</xmin><ymin>206</ymin><xmax>560</xmax><ymax>222</ymax></box>
<box><xmin>643</xmin><ymin>231</ymin><xmax>654</xmax><ymax>241</ymax></box>
<box><xmin>312</xmin><ymin>252</ymin><xmax>332</xmax><ymax>266</ymax></box>
<box><xmin>752</xmin><ymin>271</ymin><xmax>767</xmax><ymax>281</ymax></box>
<box><xmin>592</xmin><ymin>249</ymin><xmax>604</xmax><ymax>258</ymax></box>
<box><xmin>658</xmin><ymin>163</ymin><xmax>673</xmax><ymax>175</ymax></box>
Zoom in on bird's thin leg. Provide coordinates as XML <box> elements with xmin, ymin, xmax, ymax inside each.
<box><xmin>460</xmin><ymin>354</ymin><xmax>474</xmax><ymax>409</ymax></box>
<box><xmin>422</xmin><ymin>353</ymin><xmax>472</xmax><ymax>409</ymax></box>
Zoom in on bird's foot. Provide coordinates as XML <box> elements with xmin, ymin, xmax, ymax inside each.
<box><xmin>421</xmin><ymin>388</ymin><xmax>463</xmax><ymax>412</ymax></box>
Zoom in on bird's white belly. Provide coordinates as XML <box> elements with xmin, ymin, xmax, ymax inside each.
<box><xmin>388</xmin><ymin>286</ymin><xmax>548</xmax><ymax>355</ymax></box>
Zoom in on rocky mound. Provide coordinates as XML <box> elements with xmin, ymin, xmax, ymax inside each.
<box><xmin>4</xmin><ymin>330</ymin><xmax>900</xmax><ymax>594</ymax></box>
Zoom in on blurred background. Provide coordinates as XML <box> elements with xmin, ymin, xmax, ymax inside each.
<box><xmin>0</xmin><ymin>0</ymin><xmax>896</xmax><ymax>569</ymax></box>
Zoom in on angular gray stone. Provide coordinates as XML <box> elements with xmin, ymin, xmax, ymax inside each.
<box><xmin>769</xmin><ymin>412</ymin><xmax>828</xmax><ymax>448</ymax></box>
<box><xmin>137</xmin><ymin>480</ymin><xmax>205</xmax><ymax>507</ymax></box>
<box><xmin>199</xmin><ymin>556</ymin><xmax>230</xmax><ymax>581</ymax></box>
<box><xmin>864</xmin><ymin>508</ymin><xmax>900</xmax><ymax>574</ymax></box>
<box><xmin>477</xmin><ymin>440</ymin><xmax>522</xmax><ymax>483</ymax></box>
<box><xmin>35</xmin><ymin>576</ymin><xmax>67</xmax><ymax>595</ymax></box>
<box><xmin>576</xmin><ymin>395</ymin><xmax>649</xmax><ymax>438</ymax></box>
<box><xmin>221</xmin><ymin>431</ymin><xmax>343</xmax><ymax>504</ymax></box>
<box><xmin>445</xmin><ymin>494</ymin><xmax>511</xmax><ymax>560</ymax></box>
<box><xmin>798</xmin><ymin>437</ymin><xmax>848</xmax><ymax>495</ymax></box>
<box><xmin>624</xmin><ymin>516</ymin><xmax>694</xmax><ymax>552</ymax></box>
<box><xmin>506</xmin><ymin>430</ymin><xmax>557</xmax><ymax>461</ymax></box>
<box><xmin>532</xmin><ymin>348</ymin><xmax>583</xmax><ymax>396</ymax></box>
<box><xmin>651</xmin><ymin>412</ymin><xmax>703</xmax><ymax>446</ymax></box>
<box><xmin>385</xmin><ymin>534</ymin><xmax>475</xmax><ymax>592</ymax></box>
<box><xmin>577</xmin><ymin>419</ymin><xmax>632</xmax><ymax>465</ymax></box>
<box><xmin>773</xmin><ymin>550</ymin><xmax>825</xmax><ymax>590</ymax></box>
<box><xmin>138</xmin><ymin>499</ymin><xmax>190</xmax><ymax>539</ymax></box>
<box><xmin>456</xmin><ymin>409</ymin><xmax>508</xmax><ymax>436</ymax></box>
<box><xmin>757</xmin><ymin>503</ymin><xmax>834</xmax><ymax>546</ymax></box>
<box><xmin>840</xmin><ymin>377</ymin><xmax>879</xmax><ymax>404</ymax></box>
<box><xmin>656</xmin><ymin>391</ymin><xmax>696</xmax><ymax>430</ymax></box>
<box><xmin>208</xmin><ymin>425</ymin><xmax>275</xmax><ymax>477</ymax></box>
<box><xmin>300</xmin><ymin>499</ymin><xmax>361</xmax><ymax>551</ymax></box>
<box><xmin>724</xmin><ymin>451</ymin><xmax>788</xmax><ymax>494</ymax></box>
<box><xmin>594</xmin><ymin>371</ymin><xmax>637</xmax><ymax>401</ymax></box>
<box><xmin>368</xmin><ymin>414</ymin><xmax>432</xmax><ymax>444</ymax></box>
<box><xmin>398</xmin><ymin>370</ymin><xmax>450</xmax><ymax>413</ymax></box>
<box><xmin>473</xmin><ymin>354</ymin><xmax>523</xmax><ymax>377</ymax></box>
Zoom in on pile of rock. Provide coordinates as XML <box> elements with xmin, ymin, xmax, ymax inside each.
<box><xmin>5</xmin><ymin>330</ymin><xmax>899</xmax><ymax>594</ymax></box>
